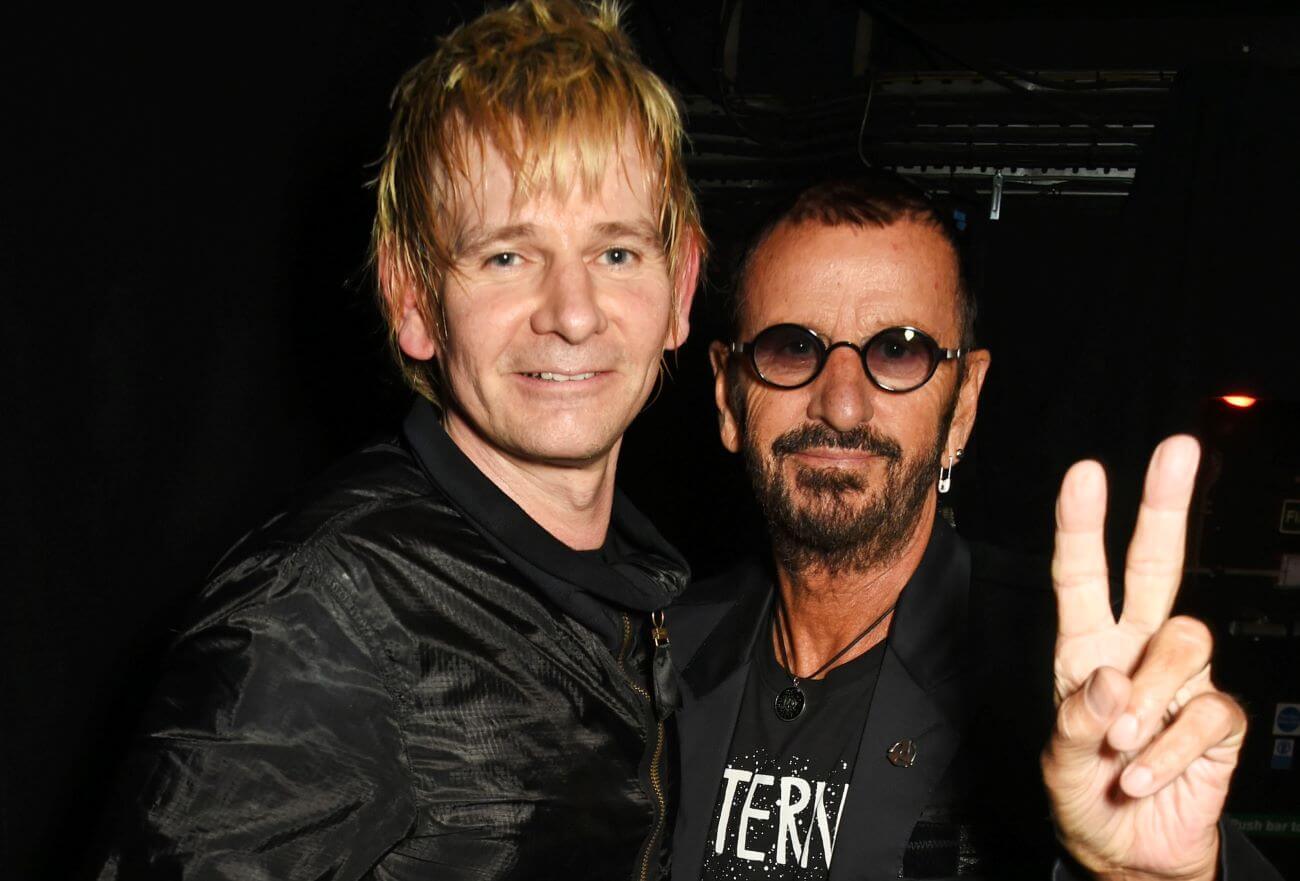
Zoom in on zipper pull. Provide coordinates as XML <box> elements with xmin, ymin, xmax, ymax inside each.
<box><xmin>650</xmin><ymin>609</ymin><xmax>680</xmax><ymax>721</ymax></box>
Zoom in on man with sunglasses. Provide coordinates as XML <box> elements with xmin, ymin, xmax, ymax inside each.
<box><xmin>668</xmin><ymin>176</ymin><xmax>1280</xmax><ymax>881</ymax></box>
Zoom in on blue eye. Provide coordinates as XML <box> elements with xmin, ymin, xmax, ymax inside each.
<box><xmin>486</xmin><ymin>252</ymin><xmax>521</xmax><ymax>268</ymax></box>
<box><xmin>603</xmin><ymin>248</ymin><xmax>634</xmax><ymax>266</ymax></box>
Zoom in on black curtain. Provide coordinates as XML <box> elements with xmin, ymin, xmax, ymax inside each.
<box><xmin>4</xmin><ymin>6</ymin><xmax>455</xmax><ymax>877</ymax></box>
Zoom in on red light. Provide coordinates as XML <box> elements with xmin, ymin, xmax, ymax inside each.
<box><xmin>1220</xmin><ymin>395</ymin><xmax>1257</xmax><ymax>408</ymax></box>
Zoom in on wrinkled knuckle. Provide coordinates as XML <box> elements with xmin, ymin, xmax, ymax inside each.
<box><xmin>1052</xmin><ymin>569</ymin><xmax>1102</xmax><ymax>591</ymax></box>
<box><xmin>1201</xmin><ymin>690</ymin><xmax>1245</xmax><ymax>725</ymax></box>
<box><xmin>1166</xmin><ymin>615</ymin><xmax>1213</xmax><ymax>651</ymax></box>
<box><xmin>1182</xmin><ymin>692</ymin><xmax>1231</xmax><ymax>735</ymax></box>
<box><xmin>1126</xmin><ymin>555</ymin><xmax>1176</xmax><ymax>577</ymax></box>
<box><xmin>1054</xmin><ymin>703</ymin><xmax>1077</xmax><ymax>742</ymax></box>
<box><xmin>1193</xmin><ymin>689</ymin><xmax>1228</xmax><ymax>712</ymax></box>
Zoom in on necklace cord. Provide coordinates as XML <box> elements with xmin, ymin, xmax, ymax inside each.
<box><xmin>773</xmin><ymin>593</ymin><xmax>897</xmax><ymax>684</ymax></box>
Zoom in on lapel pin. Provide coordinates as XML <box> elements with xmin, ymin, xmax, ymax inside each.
<box><xmin>888</xmin><ymin>739</ymin><xmax>917</xmax><ymax>768</ymax></box>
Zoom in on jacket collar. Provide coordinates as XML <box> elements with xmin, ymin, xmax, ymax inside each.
<box><xmin>679</xmin><ymin>559</ymin><xmax>772</xmax><ymax>700</ymax></box>
<box><xmin>883</xmin><ymin>518</ymin><xmax>970</xmax><ymax>694</ymax></box>
<box><xmin>830</xmin><ymin>523</ymin><xmax>973</xmax><ymax>880</ymax></box>
<box><xmin>672</xmin><ymin>520</ymin><xmax>975</xmax><ymax>881</ymax></box>
<box><xmin>401</xmin><ymin>399</ymin><xmax>690</xmax><ymax>646</ymax></box>
<box><xmin>681</xmin><ymin>518</ymin><xmax>969</xmax><ymax>699</ymax></box>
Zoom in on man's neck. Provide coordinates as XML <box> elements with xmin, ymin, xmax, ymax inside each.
<box><xmin>773</xmin><ymin>501</ymin><xmax>937</xmax><ymax>679</ymax></box>
<box><xmin>444</xmin><ymin>411</ymin><xmax>617</xmax><ymax>551</ymax></box>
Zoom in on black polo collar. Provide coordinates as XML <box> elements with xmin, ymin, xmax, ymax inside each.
<box><xmin>400</xmin><ymin>399</ymin><xmax>691</xmax><ymax>649</ymax></box>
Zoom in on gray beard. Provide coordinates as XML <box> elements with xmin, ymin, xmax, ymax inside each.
<box><xmin>741</xmin><ymin>411</ymin><xmax>954</xmax><ymax>576</ymax></box>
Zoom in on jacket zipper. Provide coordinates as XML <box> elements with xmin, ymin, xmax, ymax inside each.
<box><xmin>618</xmin><ymin>612</ymin><xmax>667</xmax><ymax>881</ymax></box>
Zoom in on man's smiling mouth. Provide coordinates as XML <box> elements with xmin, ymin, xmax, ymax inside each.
<box><xmin>524</xmin><ymin>371</ymin><xmax>598</xmax><ymax>382</ymax></box>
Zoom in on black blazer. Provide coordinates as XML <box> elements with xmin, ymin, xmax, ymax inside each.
<box><xmin>668</xmin><ymin>522</ymin><xmax>1281</xmax><ymax>881</ymax></box>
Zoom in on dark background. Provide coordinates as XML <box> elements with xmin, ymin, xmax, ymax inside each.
<box><xmin>4</xmin><ymin>2</ymin><xmax>1299</xmax><ymax>878</ymax></box>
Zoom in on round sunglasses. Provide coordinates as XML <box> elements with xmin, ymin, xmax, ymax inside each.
<box><xmin>730</xmin><ymin>323</ymin><xmax>966</xmax><ymax>392</ymax></box>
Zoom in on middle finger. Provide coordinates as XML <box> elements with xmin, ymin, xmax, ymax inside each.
<box><xmin>1119</xmin><ymin>435</ymin><xmax>1200</xmax><ymax>634</ymax></box>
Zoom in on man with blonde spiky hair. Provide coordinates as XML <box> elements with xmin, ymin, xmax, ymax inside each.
<box><xmin>92</xmin><ymin>2</ymin><xmax>702</xmax><ymax>879</ymax></box>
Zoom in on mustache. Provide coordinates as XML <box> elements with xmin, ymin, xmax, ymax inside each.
<box><xmin>770</xmin><ymin>423</ymin><xmax>902</xmax><ymax>459</ymax></box>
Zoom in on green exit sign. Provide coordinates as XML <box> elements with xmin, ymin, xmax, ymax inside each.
<box><xmin>1283</xmin><ymin>500</ymin><xmax>1300</xmax><ymax>535</ymax></box>
<box><xmin>1229</xmin><ymin>813</ymin><xmax>1300</xmax><ymax>839</ymax></box>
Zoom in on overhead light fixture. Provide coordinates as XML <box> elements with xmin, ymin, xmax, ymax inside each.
<box><xmin>1220</xmin><ymin>395</ymin><xmax>1258</xmax><ymax>408</ymax></box>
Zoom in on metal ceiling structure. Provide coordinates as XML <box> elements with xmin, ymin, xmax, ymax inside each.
<box><xmin>686</xmin><ymin>69</ymin><xmax>1170</xmax><ymax>198</ymax></box>
<box><xmin>631</xmin><ymin>2</ymin><xmax>1300</xmax><ymax>206</ymax></box>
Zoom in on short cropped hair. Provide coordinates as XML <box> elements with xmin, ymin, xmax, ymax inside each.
<box><xmin>372</xmin><ymin>0</ymin><xmax>704</xmax><ymax>403</ymax></box>
<box><xmin>732</xmin><ymin>174</ymin><xmax>976</xmax><ymax>349</ymax></box>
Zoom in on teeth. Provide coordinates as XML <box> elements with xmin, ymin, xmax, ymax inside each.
<box><xmin>530</xmin><ymin>371</ymin><xmax>596</xmax><ymax>382</ymax></box>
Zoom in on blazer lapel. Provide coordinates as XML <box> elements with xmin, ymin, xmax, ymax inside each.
<box><xmin>672</xmin><ymin>562</ymin><xmax>774</xmax><ymax>881</ymax></box>
<box><xmin>830</xmin><ymin>521</ymin><xmax>976</xmax><ymax>881</ymax></box>
<box><xmin>674</xmin><ymin>663</ymin><xmax>749</xmax><ymax>881</ymax></box>
<box><xmin>828</xmin><ymin>647</ymin><xmax>966</xmax><ymax>880</ymax></box>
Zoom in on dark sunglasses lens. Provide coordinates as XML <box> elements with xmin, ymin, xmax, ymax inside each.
<box><xmin>752</xmin><ymin>325</ymin><xmax>823</xmax><ymax>387</ymax></box>
<box><xmin>865</xmin><ymin>328</ymin><xmax>937</xmax><ymax>391</ymax></box>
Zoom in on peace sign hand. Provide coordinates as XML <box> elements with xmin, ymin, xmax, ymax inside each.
<box><xmin>1041</xmin><ymin>436</ymin><xmax>1247</xmax><ymax>881</ymax></box>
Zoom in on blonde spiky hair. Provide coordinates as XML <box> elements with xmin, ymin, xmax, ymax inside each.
<box><xmin>372</xmin><ymin>0</ymin><xmax>704</xmax><ymax>403</ymax></box>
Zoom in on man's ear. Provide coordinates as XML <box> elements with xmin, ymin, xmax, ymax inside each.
<box><xmin>665</xmin><ymin>235</ymin><xmax>702</xmax><ymax>351</ymax></box>
<box><xmin>710</xmin><ymin>341</ymin><xmax>742</xmax><ymax>454</ymax></box>
<box><xmin>379</xmin><ymin>245</ymin><xmax>438</xmax><ymax>361</ymax></box>
<box><xmin>945</xmin><ymin>349</ymin><xmax>991</xmax><ymax>456</ymax></box>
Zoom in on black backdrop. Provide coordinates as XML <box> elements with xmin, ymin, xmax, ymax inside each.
<box><xmin>5</xmin><ymin>4</ymin><xmax>1298</xmax><ymax>878</ymax></box>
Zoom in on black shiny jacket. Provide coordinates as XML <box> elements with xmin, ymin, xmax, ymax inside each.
<box><xmin>92</xmin><ymin>401</ymin><xmax>690</xmax><ymax>881</ymax></box>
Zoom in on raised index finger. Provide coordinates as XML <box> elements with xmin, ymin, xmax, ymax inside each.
<box><xmin>1119</xmin><ymin>435</ymin><xmax>1200</xmax><ymax>634</ymax></box>
<box><xmin>1053</xmin><ymin>459</ymin><xmax>1115</xmax><ymax>638</ymax></box>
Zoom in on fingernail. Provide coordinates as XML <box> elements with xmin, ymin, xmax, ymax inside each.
<box><xmin>1073</xmin><ymin>462</ymin><xmax>1105</xmax><ymax>498</ymax></box>
<box><xmin>1085</xmin><ymin>674</ymin><xmax>1118</xmax><ymax>718</ymax></box>
<box><xmin>1159</xmin><ymin>435</ymin><xmax>1199</xmax><ymax>471</ymax></box>
<box><xmin>1124</xmin><ymin>765</ymin><xmax>1154</xmax><ymax>796</ymax></box>
<box><xmin>1110</xmin><ymin>713</ymin><xmax>1140</xmax><ymax>747</ymax></box>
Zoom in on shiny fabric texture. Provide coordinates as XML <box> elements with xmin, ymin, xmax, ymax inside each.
<box><xmin>92</xmin><ymin>403</ymin><xmax>688</xmax><ymax>880</ymax></box>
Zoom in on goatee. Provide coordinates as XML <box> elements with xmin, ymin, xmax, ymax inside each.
<box><xmin>742</xmin><ymin>417</ymin><xmax>951</xmax><ymax>575</ymax></box>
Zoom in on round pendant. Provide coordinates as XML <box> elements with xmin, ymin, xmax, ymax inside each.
<box><xmin>774</xmin><ymin>685</ymin><xmax>806</xmax><ymax>721</ymax></box>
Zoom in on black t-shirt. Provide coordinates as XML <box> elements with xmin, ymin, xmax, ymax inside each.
<box><xmin>700</xmin><ymin>626</ymin><xmax>886</xmax><ymax>880</ymax></box>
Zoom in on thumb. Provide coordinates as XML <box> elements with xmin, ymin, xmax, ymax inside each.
<box><xmin>1044</xmin><ymin>667</ymin><xmax>1131</xmax><ymax>790</ymax></box>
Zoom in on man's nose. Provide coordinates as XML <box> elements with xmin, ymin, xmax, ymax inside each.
<box><xmin>806</xmin><ymin>346</ymin><xmax>875</xmax><ymax>432</ymax></box>
<box><xmin>530</xmin><ymin>256</ymin><xmax>608</xmax><ymax>343</ymax></box>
